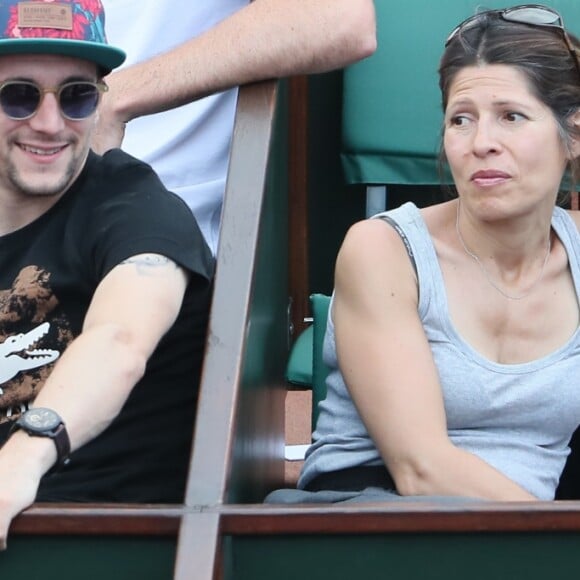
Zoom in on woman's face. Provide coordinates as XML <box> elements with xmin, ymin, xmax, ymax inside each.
<box><xmin>443</xmin><ymin>64</ymin><xmax>570</xmax><ymax>216</ymax></box>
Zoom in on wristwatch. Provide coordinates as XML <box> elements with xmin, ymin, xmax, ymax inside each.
<box><xmin>11</xmin><ymin>408</ymin><xmax>71</xmax><ymax>469</ymax></box>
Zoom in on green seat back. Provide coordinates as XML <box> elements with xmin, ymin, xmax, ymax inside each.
<box><xmin>341</xmin><ymin>0</ymin><xmax>580</xmax><ymax>187</ymax></box>
<box><xmin>311</xmin><ymin>293</ymin><xmax>331</xmax><ymax>430</ymax></box>
<box><xmin>285</xmin><ymin>324</ymin><xmax>313</xmax><ymax>388</ymax></box>
<box><xmin>284</xmin><ymin>294</ymin><xmax>331</xmax><ymax>431</ymax></box>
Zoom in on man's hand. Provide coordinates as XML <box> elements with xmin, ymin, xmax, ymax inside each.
<box><xmin>0</xmin><ymin>473</ymin><xmax>39</xmax><ymax>550</ymax></box>
<box><xmin>0</xmin><ymin>431</ymin><xmax>49</xmax><ymax>550</ymax></box>
<box><xmin>92</xmin><ymin>90</ymin><xmax>126</xmax><ymax>154</ymax></box>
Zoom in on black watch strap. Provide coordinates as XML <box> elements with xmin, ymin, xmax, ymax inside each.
<box><xmin>10</xmin><ymin>409</ymin><xmax>71</xmax><ymax>470</ymax></box>
<box><xmin>49</xmin><ymin>422</ymin><xmax>71</xmax><ymax>469</ymax></box>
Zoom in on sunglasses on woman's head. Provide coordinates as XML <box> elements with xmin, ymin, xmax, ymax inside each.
<box><xmin>0</xmin><ymin>80</ymin><xmax>107</xmax><ymax>121</ymax></box>
<box><xmin>445</xmin><ymin>4</ymin><xmax>580</xmax><ymax>77</ymax></box>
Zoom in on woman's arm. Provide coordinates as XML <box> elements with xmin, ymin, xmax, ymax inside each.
<box><xmin>333</xmin><ymin>219</ymin><xmax>536</xmax><ymax>501</ymax></box>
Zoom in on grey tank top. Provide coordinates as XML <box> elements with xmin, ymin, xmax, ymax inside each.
<box><xmin>298</xmin><ymin>202</ymin><xmax>580</xmax><ymax>500</ymax></box>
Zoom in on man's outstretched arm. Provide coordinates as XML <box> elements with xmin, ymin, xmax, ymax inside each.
<box><xmin>0</xmin><ymin>254</ymin><xmax>189</xmax><ymax>549</ymax></box>
<box><xmin>92</xmin><ymin>0</ymin><xmax>377</xmax><ymax>152</ymax></box>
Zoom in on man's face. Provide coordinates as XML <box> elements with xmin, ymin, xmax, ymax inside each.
<box><xmin>0</xmin><ymin>54</ymin><xmax>98</xmax><ymax>203</ymax></box>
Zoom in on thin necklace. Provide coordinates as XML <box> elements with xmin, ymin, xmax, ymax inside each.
<box><xmin>455</xmin><ymin>202</ymin><xmax>551</xmax><ymax>301</ymax></box>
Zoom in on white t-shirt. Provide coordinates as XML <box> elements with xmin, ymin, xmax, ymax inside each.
<box><xmin>102</xmin><ymin>0</ymin><xmax>250</xmax><ymax>254</ymax></box>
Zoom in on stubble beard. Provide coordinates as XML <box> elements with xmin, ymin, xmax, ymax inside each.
<box><xmin>4</xmin><ymin>142</ymin><xmax>86</xmax><ymax>199</ymax></box>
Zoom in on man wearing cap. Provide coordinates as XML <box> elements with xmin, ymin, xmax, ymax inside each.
<box><xmin>0</xmin><ymin>0</ymin><xmax>213</xmax><ymax>548</ymax></box>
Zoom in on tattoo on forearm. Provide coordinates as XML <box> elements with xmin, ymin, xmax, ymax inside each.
<box><xmin>120</xmin><ymin>254</ymin><xmax>176</xmax><ymax>276</ymax></box>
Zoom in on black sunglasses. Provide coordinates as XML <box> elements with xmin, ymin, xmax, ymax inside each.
<box><xmin>445</xmin><ymin>4</ymin><xmax>580</xmax><ymax>77</ymax></box>
<box><xmin>0</xmin><ymin>80</ymin><xmax>107</xmax><ymax>121</ymax></box>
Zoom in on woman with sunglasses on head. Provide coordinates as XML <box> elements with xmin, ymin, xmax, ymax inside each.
<box><xmin>268</xmin><ymin>4</ymin><xmax>580</xmax><ymax>504</ymax></box>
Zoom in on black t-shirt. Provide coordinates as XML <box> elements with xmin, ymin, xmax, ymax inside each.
<box><xmin>0</xmin><ymin>149</ymin><xmax>214</xmax><ymax>503</ymax></box>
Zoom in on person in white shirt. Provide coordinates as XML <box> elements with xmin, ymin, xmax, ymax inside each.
<box><xmin>95</xmin><ymin>0</ymin><xmax>377</xmax><ymax>253</ymax></box>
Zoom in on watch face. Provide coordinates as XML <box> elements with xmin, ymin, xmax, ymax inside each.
<box><xmin>22</xmin><ymin>408</ymin><xmax>61</xmax><ymax>432</ymax></box>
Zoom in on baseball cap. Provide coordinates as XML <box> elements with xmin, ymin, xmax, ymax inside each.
<box><xmin>0</xmin><ymin>0</ymin><xmax>126</xmax><ymax>74</ymax></box>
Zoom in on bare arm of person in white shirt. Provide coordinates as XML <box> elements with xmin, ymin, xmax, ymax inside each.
<box><xmin>91</xmin><ymin>0</ymin><xmax>376</xmax><ymax>152</ymax></box>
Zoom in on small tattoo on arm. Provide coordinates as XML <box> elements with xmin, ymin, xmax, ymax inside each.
<box><xmin>120</xmin><ymin>254</ymin><xmax>176</xmax><ymax>276</ymax></box>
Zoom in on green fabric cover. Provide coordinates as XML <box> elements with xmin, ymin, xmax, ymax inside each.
<box><xmin>341</xmin><ymin>0</ymin><xmax>580</xmax><ymax>186</ymax></box>
<box><xmin>310</xmin><ymin>293</ymin><xmax>331</xmax><ymax>430</ymax></box>
<box><xmin>284</xmin><ymin>294</ymin><xmax>331</xmax><ymax>430</ymax></box>
<box><xmin>286</xmin><ymin>324</ymin><xmax>313</xmax><ymax>387</ymax></box>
